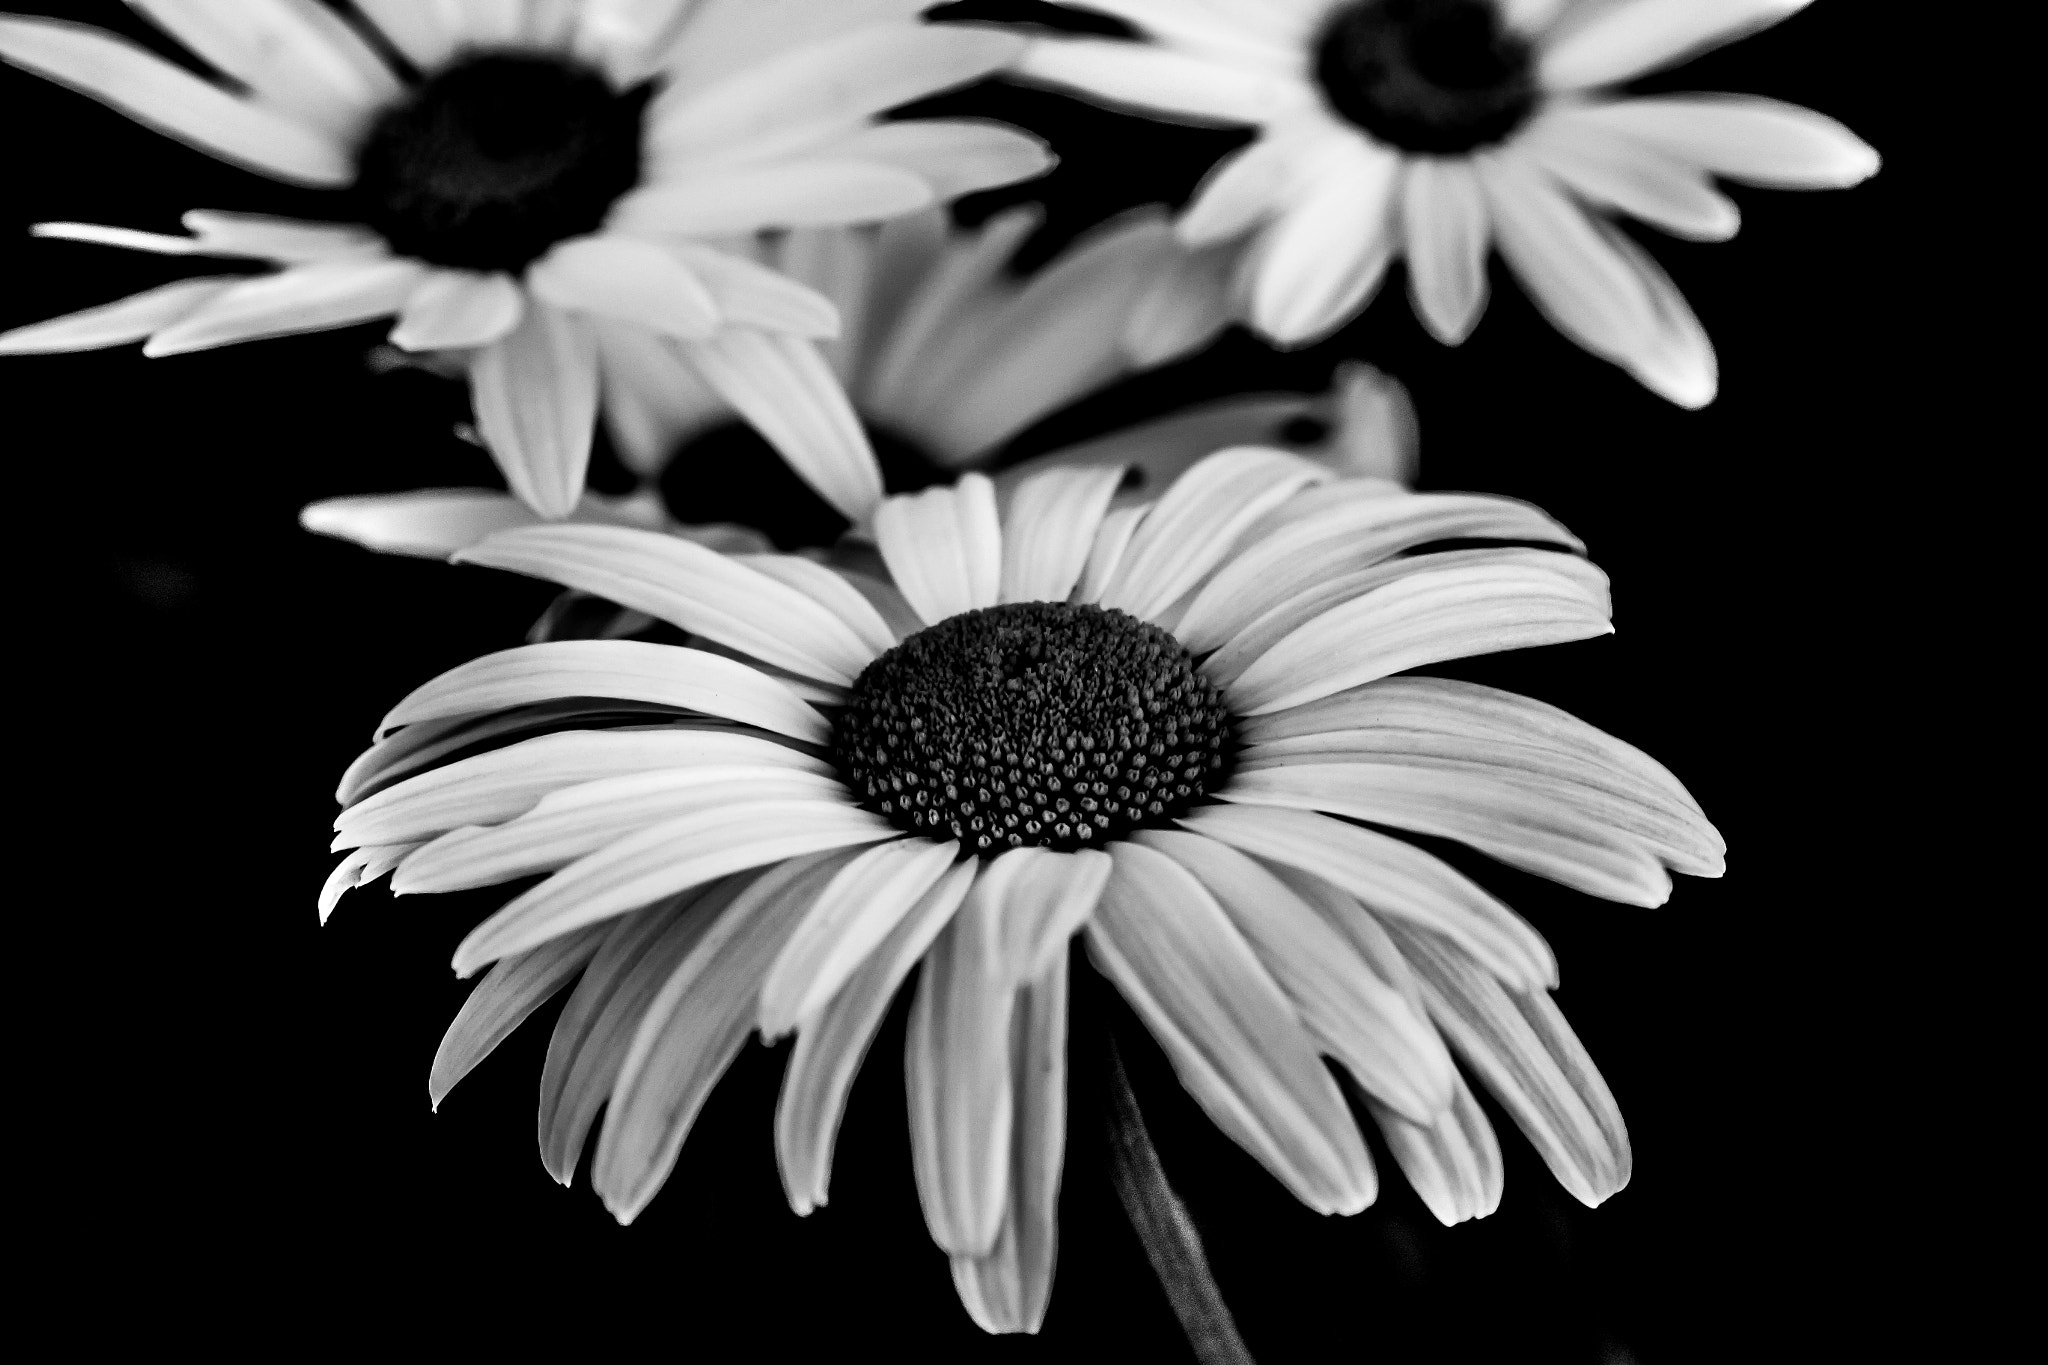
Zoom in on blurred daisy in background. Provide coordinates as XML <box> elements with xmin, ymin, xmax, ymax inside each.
<box><xmin>0</xmin><ymin>0</ymin><xmax>1050</xmax><ymax>519</ymax></box>
<box><xmin>1015</xmin><ymin>0</ymin><xmax>1879</xmax><ymax>406</ymax></box>
<box><xmin>301</xmin><ymin>203</ymin><xmax>1421</xmax><ymax>560</ymax></box>
<box><xmin>325</xmin><ymin>446</ymin><xmax>1721</xmax><ymax>1332</ymax></box>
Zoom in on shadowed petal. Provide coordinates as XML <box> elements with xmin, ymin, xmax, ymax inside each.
<box><xmin>471</xmin><ymin>303</ymin><xmax>601</xmax><ymax>519</ymax></box>
<box><xmin>428</xmin><ymin>922</ymin><xmax>609</xmax><ymax>1110</ymax></box>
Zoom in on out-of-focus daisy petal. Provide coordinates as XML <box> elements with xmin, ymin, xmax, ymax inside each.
<box><xmin>1247</xmin><ymin>137</ymin><xmax>1401</xmax><ymax>343</ymax></box>
<box><xmin>0</xmin><ymin>277</ymin><xmax>237</xmax><ymax>354</ymax></box>
<box><xmin>1178</xmin><ymin>120</ymin><xmax>1327</xmax><ymax>247</ymax></box>
<box><xmin>668</xmin><ymin>243</ymin><xmax>840</xmax><ymax>337</ymax></box>
<box><xmin>774</xmin><ymin>223</ymin><xmax>877</xmax><ymax>379</ymax></box>
<box><xmin>1565</xmin><ymin>95</ymin><xmax>1880</xmax><ymax>188</ymax></box>
<box><xmin>676</xmin><ymin>328</ymin><xmax>883</xmax><ymax>520</ymax></box>
<box><xmin>458</xmin><ymin>523</ymin><xmax>879</xmax><ymax>684</ymax></box>
<box><xmin>428</xmin><ymin>922</ymin><xmax>610</xmax><ymax>1110</ymax></box>
<box><xmin>1518</xmin><ymin>111</ymin><xmax>1740</xmax><ymax>241</ymax></box>
<box><xmin>951</xmin><ymin>958</ymin><xmax>1067</xmax><ymax>1335</ymax></box>
<box><xmin>1135</xmin><ymin>829</ymin><xmax>1455</xmax><ymax>1124</ymax></box>
<box><xmin>1123</xmin><ymin>238</ymin><xmax>1234</xmax><ymax>367</ymax></box>
<box><xmin>179</xmin><ymin>210</ymin><xmax>383</xmax><ymax>262</ymax></box>
<box><xmin>1000</xmin><ymin>467</ymin><xmax>1126</xmax><ymax>606</ymax></box>
<box><xmin>31</xmin><ymin>222</ymin><xmax>216</xmax><ymax>256</ymax></box>
<box><xmin>907</xmin><ymin>879</ymin><xmax>1019</xmax><ymax>1256</ymax></box>
<box><xmin>1321</xmin><ymin>360</ymin><xmax>1420</xmax><ymax>482</ymax></box>
<box><xmin>613</xmin><ymin>161</ymin><xmax>933</xmax><ymax>237</ymax></box>
<box><xmin>390</xmin><ymin>270</ymin><xmax>525</xmax><ymax>351</ymax></box>
<box><xmin>1086</xmin><ymin>843</ymin><xmax>1376</xmax><ymax>1215</ymax></box>
<box><xmin>449</xmin><ymin>799</ymin><xmax>898</xmax><ymax>975</ymax></box>
<box><xmin>1386</xmin><ymin>921</ymin><xmax>1631</xmax><ymax>1207</ymax></box>
<box><xmin>338</xmin><ymin>728</ymin><xmax>828</xmax><ymax>850</ymax></box>
<box><xmin>377</xmin><ymin>640</ymin><xmax>830</xmax><ymax>744</ymax></box>
<box><xmin>593</xmin><ymin>321</ymin><xmax>727</xmax><ymax>475</ymax></box>
<box><xmin>1069</xmin><ymin>0</ymin><xmax>1307</xmax><ymax>65</ymax></box>
<box><xmin>471</xmin><ymin>302</ymin><xmax>601</xmax><ymax>519</ymax></box>
<box><xmin>594</xmin><ymin>848</ymin><xmax>857</xmax><ymax>1221</ymax></box>
<box><xmin>777</xmin><ymin>858</ymin><xmax>978</xmax><ymax>1214</ymax></box>
<box><xmin>141</xmin><ymin>257</ymin><xmax>424</xmax><ymax>355</ymax></box>
<box><xmin>825</xmin><ymin>120</ymin><xmax>1056</xmax><ymax>200</ymax></box>
<box><xmin>528</xmin><ymin>235</ymin><xmax>722</xmax><ymax>338</ymax></box>
<box><xmin>874</xmin><ymin>473</ymin><xmax>1003</xmax><ymax>624</ymax></box>
<box><xmin>1017</xmin><ymin>36</ymin><xmax>1298</xmax><ymax>124</ymax></box>
<box><xmin>762</xmin><ymin>837</ymin><xmax>961</xmax><ymax>1037</ymax></box>
<box><xmin>1539</xmin><ymin>0</ymin><xmax>1812</xmax><ymax>91</ymax></box>
<box><xmin>1178</xmin><ymin>803</ymin><xmax>1557</xmax><ymax>991</ymax></box>
<box><xmin>1401</xmin><ymin>157</ymin><xmax>1493</xmax><ymax>344</ymax></box>
<box><xmin>995</xmin><ymin>395</ymin><xmax>1320</xmax><ymax>496</ymax></box>
<box><xmin>1097</xmin><ymin>447</ymin><xmax>1326</xmax><ymax>622</ymax></box>
<box><xmin>302</xmin><ymin>488</ymin><xmax>542</xmax><ymax>558</ymax></box>
<box><xmin>1227</xmin><ymin>558</ymin><xmax>1611</xmax><ymax>714</ymax></box>
<box><xmin>128</xmin><ymin>0</ymin><xmax>401</xmax><ymax>138</ymax></box>
<box><xmin>352</xmin><ymin>0</ymin><xmax>462</xmax><ymax>69</ymax></box>
<box><xmin>1367</xmin><ymin>1072</ymin><xmax>1504</xmax><ymax>1226</ymax></box>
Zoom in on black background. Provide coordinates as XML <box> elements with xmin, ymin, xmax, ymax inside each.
<box><xmin>5</xmin><ymin>2</ymin><xmax>1955</xmax><ymax>1359</ymax></box>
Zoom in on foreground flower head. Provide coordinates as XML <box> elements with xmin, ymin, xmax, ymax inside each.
<box><xmin>327</xmin><ymin>447</ymin><xmax>1721</xmax><ymax>1332</ymax></box>
<box><xmin>0</xmin><ymin>0</ymin><xmax>1049</xmax><ymax>518</ymax></box>
<box><xmin>1016</xmin><ymin>0</ymin><xmax>1878</xmax><ymax>405</ymax></box>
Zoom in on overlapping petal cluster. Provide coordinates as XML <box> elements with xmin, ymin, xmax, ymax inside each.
<box><xmin>0</xmin><ymin>0</ymin><xmax>1051</xmax><ymax>517</ymax></box>
<box><xmin>326</xmin><ymin>449</ymin><xmax>1722</xmax><ymax>1331</ymax></box>
<box><xmin>1019</xmin><ymin>0</ymin><xmax>1878</xmax><ymax>404</ymax></box>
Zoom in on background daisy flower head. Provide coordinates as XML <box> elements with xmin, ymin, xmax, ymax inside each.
<box><xmin>325</xmin><ymin>446</ymin><xmax>1722</xmax><ymax>1333</ymax></box>
<box><xmin>0</xmin><ymin>0</ymin><xmax>1053</xmax><ymax>520</ymax></box>
<box><xmin>1013</xmin><ymin>0</ymin><xmax>1880</xmax><ymax>406</ymax></box>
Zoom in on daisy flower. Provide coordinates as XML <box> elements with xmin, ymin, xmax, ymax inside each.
<box><xmin>1013</xmin><ymin>0</ymin><xmax>1880</xmax><ymax>406</ymax></box>
<box><xmin>299</xmin><ymin>205</ymin><xmax>1419</xmax><ymax>559</ymax></box>
<box><xmin>326</xmin><ymin>447</ymin><xmax>1721</xmax><ymax>1331</ymax></box>
<box><xmin>0</xmin><ymin>1</ymin><xmax>1050</xmax><ymax>520</ymax></box>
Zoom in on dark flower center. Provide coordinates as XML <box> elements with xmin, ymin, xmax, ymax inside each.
<box><xmin>353</xmin><ymin>53</ymin><xmax>648</xmax><ymax>273</ymax></box>
<box><xmin>1313</xmin><ymin>0</ymin><xmax>1536</xmax><ymax>154</ymax></box>
<box><xmin>834</xmin><ymin>602</ymin><xmax>1233</xmax><ymax>854</ymax></box>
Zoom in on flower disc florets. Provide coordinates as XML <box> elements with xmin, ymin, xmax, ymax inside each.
<box><xmin>353</xmin><ymin>53</ymin><xmax>648</xmax><ymax>272</ymax></box>
<box><xmin>1314</xmin><ymin>0</ymin><xmax>1536</xmax><ymax>154</ymax></box>
<box><xmin>835</xmin><ymin>602</ymin><xmax>1234</xmax><ymax>854</ymax></box>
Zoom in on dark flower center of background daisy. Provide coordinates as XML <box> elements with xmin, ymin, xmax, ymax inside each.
<box><xmin>1313</xmin><ymin>0</ymin><xmax>1536</xmax><ymax>154</ymax></box>
<box><xmin>834</xmin><ymin>602</ymin><xmax>1233</xmax><ymax>855</ymax></box>
<box><xmin>353</xmin><ymin>54</ymin><xmax>648</xmax><ymax>273</ymax></box>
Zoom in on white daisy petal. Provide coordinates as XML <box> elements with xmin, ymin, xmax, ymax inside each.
<box><xmin>907</xmin><ymin>878</ymin><xmax>1021</xmax><ymax>1257</ymax></box>
<box><xmin>666</xmin><ymin>243</ymin><xmax>839</xmax><ymax>337</ymax></box>
<box><xmin>1017</xmin><ymin>36</ymin><xmax>1297</xmax><ymax>124</ymax></box>
<box><xmin>614</xmin><ymin>160</ymin><xmax>933</xmax><ymax>238</ymax></box>
<box><xmin>394</xmin><ymin>767</ymin><xmax>846</xmax><ymax>894</ymax></box>
<box><xmin>1134</xmin><ymin>829</ymin><xmax>1455</xmax><ymax>1125</ymax></box>
<box><xmin>592</xmin><ymin>320</ymin><xmax>728</xmax><ymax>475</ymax></box>
<box><xmin>979</xmin><ymin>847</ymin><xmax>1114</xmax><ymax>983</ymax></box>
<box><xmin>128</xmin><ymin>0</ymin><xmax>400</xmax><ymax>138</ymax></box>
<box><xmin>427</xmin><ymin>922</ymin><xmax>610</xmax><ymax>1110</ymax></box>
<box><xmin>471</xmin><ymin>302</ymin><xmax>601</xmax><ymax>518</ymax></box>
<box><xmin>317</xmin><ymin>841</ymin><xmax>413</xmax><ymax>922</ymax></box>
<box><xmin>528</xmin><ymin>235</ymin><xmax>722</xmax><ymax>338</ymax></box>
<box><xmin>141</xmin><ymin>257</ymin><xmax>424</xmax><ymax>356</ymax></box>
<box><xmin>761</xmin><ymin>838</ymin><xmax>962</xmax><ymax>1037</ymax></box>
<box><xmin>180</xmin><ymin>210</ymin><xmax>383</xmax><ymax>262</ymax></box>
<box><xmin>338</xmin><ymin>728</ymin><xmax>828</xmax><ymax>850</ymax></box>
<box><xmin>1178</xmin><ymin>121</ymin><xmax>1326</xmax><ymax>246</ymax></box>
<box><xmin>1123</xmin><ymin>238</ymin><xmax>1235</xmax><ymax>366</ymax></box>
<box><xmin>449</xmin><ymin>799</ymin><xmax>898</xmax><ymax>976</ymax></box>
<box><xmin>0</xmin><ymin>277</ymin><xmax>238</xmax><ymax>354</ymax></box>
<box><xmin>1247</xmin><ymin>136</ymin><xmax>1402</xmax><ymax>343</ymax></box>
<box><xmin>676</xmin><ymin>329</ymin><xmax>883</xmax><ymax>521</ymax></box>
<box><xmin>1086</xmin><ymin>843</ymin><xmax>1375</xmax><ymax>1215</ymax></box>
<box><xmin>1386</xmin><ymin>921</ymin><xmax>1630</xmax><ymax>1207</ymax></box>
<box><xmin>773</xmin><ymin>223</ymin><xmax>878</xmax><ymax>380</ymax></box>
<box><xmin>1539</xmin><ymin>0</ymin><xmax>1812</xmax><ymax>91</ymax></box>
<box><xmin>390</xmin><ymin>270</ymin><xmax>525</xmax><ymax>351</ymax></box>
<box><xmin>457</xmin><ymin>523</ymin><xmax>878</xmax><ymax>684</ymax></box>
<box><xmin>301</xmin><ymin>487</ymin><xmax>670</xmax><ymax>559</ymax></box>
<box><xmin>650</xmin><ymin>24</ymin><xmax>1024</xmax><ymax>156</ymax></box>
<box><xmin>1178</xmin><ymin>803</ymin><xmax>1557</xmax><ymax>991</ymax></box>
<box><xmin>1225</xmin><ymin>557</ymin><xmax>1613</xmax><ymax>715</ymax></box>
<box><xmin>1000</xmin><ymin>467</ymin><xmax>1127</xmax><ymax>606</ymax></box>
<box><xmin>593</xmin><ymin>847</ymin><xmax>859</xmax><ymax>1222</ymax></box>
<box><xmin>777</xmin><ymin>857</ymin><xmax>977</xmax><ymax>1214</ymax></box>
<box><xmin>0</xmin><ymin>16</ymin><xmax>353</xmax><ymax>185</ymax></box>
<box><xmin>994</xmin><ymin>394</ymin><xmax>1318</xmax><ymax>496</ymax></box>
<box><xmin>1073</xmin><ymin>504</ymin><xmax>1148</xmax><ymax>604</ymax></box>
<box><xmin>1097</xmin><ymin>448</ymin><xmax>1328</xmax><ymax>622</ymax></box>
<box><xmin>1178</xmin><ymin>487</ymin><xmax>1582</xmax><ymax>653</ymax></box>
<box><xmin>950</xmin><ymin>957</ymin><xmax>1068</xmax><ymax>1335</ymax></box>
<box><xmin>1519</xmin><ymin>111</ymin><xmax>1740</xmax><ymax>241</ymax></box>
<box><xmin>1565</xmin><ymin>95</ymin><xmax>1880</xmax><ymax>188</ymax></box>
<box><xmin>1367</xmin><ymin>1072</ymin><xmax>1504</xmax><ymax>1226</ymax></box>
<box><xmin>874</xmin><ymin>473</ymin><xmax>1004</xmax><ymax>624</ymax></box>
<box><xmin>1400</xmin><ymin>157</ymin><xmax>1493</xmax><ymax>344</ymax></box>
<box><xmin>30</xmin><ymin>222</ymin><xmax>213</xmax><ymax>255</ymax></box>
<box><xmin>1069</xmin><ymin>0</ymin><xmax>1307</xmax><ymax>66</ymax></box>
<box><xmin>735</xmin><ymin>555</ymin><xmax>898</xmax><ymax>660</ymax></box>
<box><xmin>825</xmin><ymin>119</ymin><xmax>1056</xmax><ymax>200</ymax></box>
<box><xmin>352</xmin><ymin>0</ymin><xmax>461</xmax><ymax>70</ymax></box>
<box><xmin>378</xmin><ymin>640</ymin><xmax>829</xmax><ymax>745</ymax></box>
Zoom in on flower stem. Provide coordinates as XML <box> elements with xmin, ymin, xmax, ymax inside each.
<box><xmin>1103</xmin><ymin>1033</ymin><xmax>1256</xmax><ymax>1365</ymax></box>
